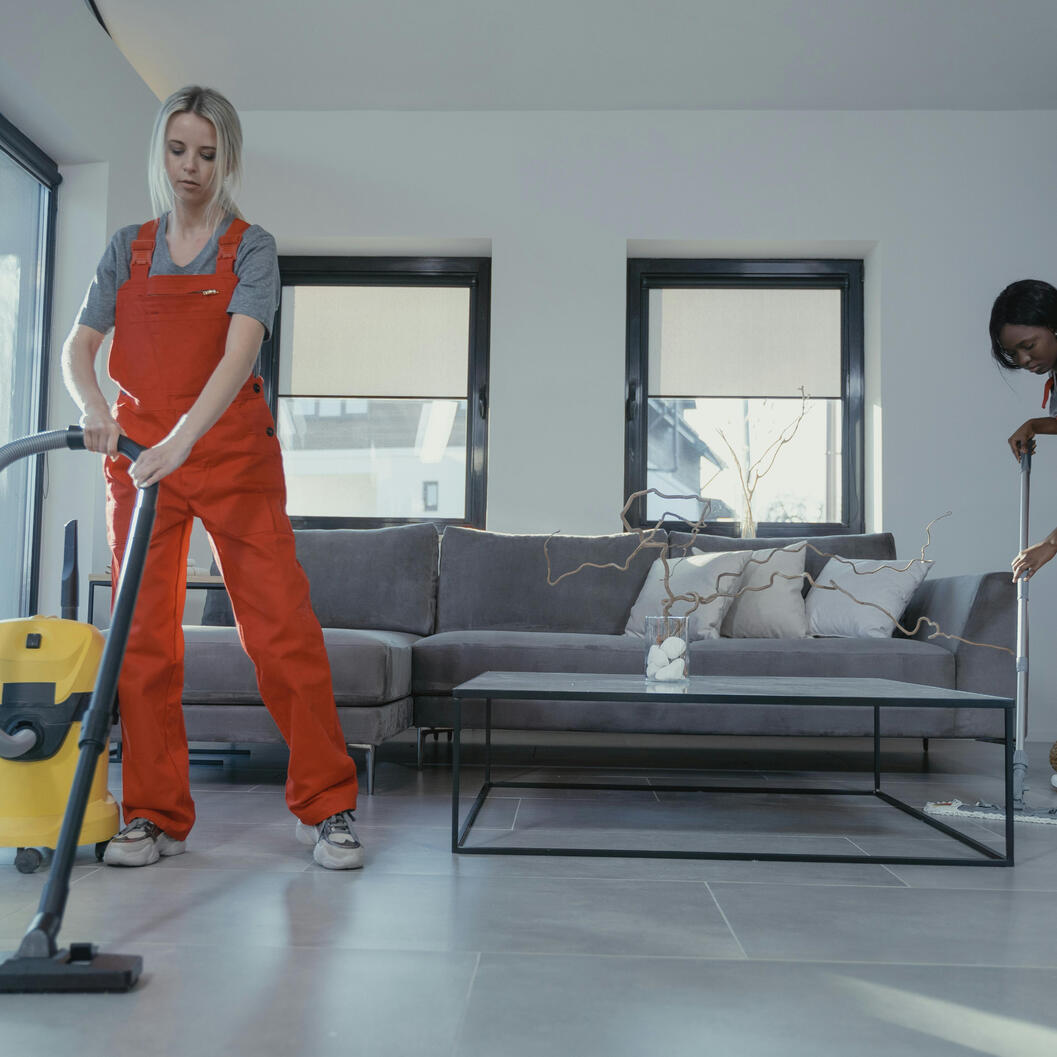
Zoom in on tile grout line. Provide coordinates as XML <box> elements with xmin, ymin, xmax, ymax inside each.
<box><xmin>703</xmin><ymin>881</ymin><xmax>749</xmax><ymax>960</ymax></box>
<box><xmin>447</xmin><ymin>951</ymin><xmax>483</xmax><ymax>1057</ymax></box>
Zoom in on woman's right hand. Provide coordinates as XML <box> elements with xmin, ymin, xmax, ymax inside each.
<box><xmin>79</xmin><ymin>405</ymin><xmax>124</xmax><ymax>457</ymax></box>
<box><xmin>1008</xmin><ymin>419</ymin><xmax>1039</xmax><ymax>461</ymax></box>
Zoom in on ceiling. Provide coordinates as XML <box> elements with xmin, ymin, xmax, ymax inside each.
<box><xmin>95</xmin><ymin>0</ymin><xmax>1057</xmax><ymax>111</ymax></box>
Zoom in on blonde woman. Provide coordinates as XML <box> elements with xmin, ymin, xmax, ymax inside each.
<box><xmin>62</xmin><ymin>86</ymin><xmax>363</xmax><ymax>869</ymax></box>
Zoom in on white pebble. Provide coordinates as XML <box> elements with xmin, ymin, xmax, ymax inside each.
<box><xmin>654</xmin><ymin>658</ymin><xmax>687</xmax><ymax>681</ymax></box>
<box><xmin>647</xmin><ymin>644</ymin><xmax>667</xmax><ymax>668</ymax></box>
<box><xmin>660</xmin><ymin>636</ymin><xmax>686</xmax><ymax>660</ymax></box>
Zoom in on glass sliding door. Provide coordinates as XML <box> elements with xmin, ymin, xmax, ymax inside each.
<box><xmin>0</xmin><ymin>114</ymin><xmax>60</xmax><ymax>615</ymax></box>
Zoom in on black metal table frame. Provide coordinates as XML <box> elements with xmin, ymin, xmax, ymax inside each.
<box><xmin>451</xmin><ymin>692</ymin><xmax>1016</xmax><ymax>868</ymax></box>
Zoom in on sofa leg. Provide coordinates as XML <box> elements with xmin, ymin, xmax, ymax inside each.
<box><xmin>922</xmin><ymin>737</ymin><xmax>929</xmax><ymax>755</ymax></box>
<box><xmin>345</xmin><ymin>743</ymin><xmax>376</xmax><ymax>796</ymax></box>
<box><xmin>417</xmin><ymin>727</ymin><xmax>455</xmax><ymax>769</ymax></box>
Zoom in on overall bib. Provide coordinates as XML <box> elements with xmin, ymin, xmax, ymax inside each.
<box><xmin>105</xmin><ymin>218</ymin><xmax>358</xmax><ymax>840</ymax></box>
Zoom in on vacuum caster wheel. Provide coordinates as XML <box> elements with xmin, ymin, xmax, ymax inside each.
<box><xmin>94</xmin><ymin>841</ymin><xmax>109</xmax><ymax>862</ymax></box>
<box><xmin>14</xmin><ymin>847</ymin><xmax>43</xmax><ymax>874</ymax></box>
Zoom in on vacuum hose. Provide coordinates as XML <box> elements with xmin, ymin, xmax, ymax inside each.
<box><xmin>0</xmin><ymin>427</ymin><xmax>146</xmax><ymax>765</ymax></box>
<box><xmin>0</xmin><ymin>727</ymin><xmax>37</xmax><ymax>759</ymax></box>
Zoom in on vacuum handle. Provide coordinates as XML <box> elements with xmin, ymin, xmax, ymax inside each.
<box><xmin>65</xmin><ymin>425</ymin><xmax>147</xmax><ymax>465</ymax></box>
<box><xmin>0</xmin><ymin>426</ymin><xmax>147</xmax><ymax>476</ymax></box>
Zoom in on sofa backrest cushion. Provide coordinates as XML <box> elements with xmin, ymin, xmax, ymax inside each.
<box><xmin>436</xmin><ymin>526</ymin><xmax>657</xmax><ymax>633</ymax></box>
<box><xmin>200</xmin><ymin>523</ymin><xmax>439</xmax><ymax>635</ymax></box>
<box><xmin>668</xmin><ymin>532</ymin><xmax>897</xmax><ymax>596</ymax></box>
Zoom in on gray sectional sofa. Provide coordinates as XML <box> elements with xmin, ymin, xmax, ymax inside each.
<box><xmin>180</xmin><ymin>523</ymin><xmax>1016</xmax><ymax>792</ymax></box>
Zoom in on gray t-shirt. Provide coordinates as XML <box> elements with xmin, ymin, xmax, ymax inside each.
<box><xmin>77</xmin><ymin>214</ymin><xmax>280</xmax><ymax>339</ymax></box>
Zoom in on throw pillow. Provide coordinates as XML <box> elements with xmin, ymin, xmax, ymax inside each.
<box><xmin>721</xmin><ymin>545</ymin><xmax>808</xmax><ymax>638</ymax></box>
<box><xmin>625</xmin><ymin>550</ymin><xmax>750</xmax><ymax>641</ymax></box>
<box><xmin>806</xmin><ymin>557</ymin><xmax>932</xmax><ymax>639</ymax></box>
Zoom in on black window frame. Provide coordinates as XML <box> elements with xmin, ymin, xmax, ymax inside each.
<box><xmin>0</xmin><ymin>111</ymin><xmax>61</xmax><ymax>614</ymax></box>
<box><xmin>263</xmin><ymin>256</ymin><xmax>490</xmax><ymax>530</ymax></box>
<box><xmin>625</xmin><ymin>257</ymin><xmax>865</xmax><ymax>536</ymax></box>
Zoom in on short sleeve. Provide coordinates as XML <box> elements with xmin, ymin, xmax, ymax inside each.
<box><xmin>76</xmin><ymin>226</ymin><xmax>137</xmax><ymax>335</ymax></box>
<box><xmin>229</xmin><ymin>226</ymin><xmax>280</xmax><ymax>339</ymax></box>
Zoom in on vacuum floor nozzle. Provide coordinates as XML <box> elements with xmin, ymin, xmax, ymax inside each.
<box><xmin>0</xmin><ymin>946</ymin><xmax>141</xmax><ymax>993</ymax></box>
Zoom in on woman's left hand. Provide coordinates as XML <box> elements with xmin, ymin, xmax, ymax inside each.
<box><xmin>1012</xmin><ymin>538</ymin><xmax>1057</xmax><ymax>582</ymax></box>
<box><xmin>129</xmin><ymin>435</ymin><xmax>193</xmax><ymax>489</ymax></box>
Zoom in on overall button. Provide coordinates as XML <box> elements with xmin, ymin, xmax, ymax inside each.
<box><xmin>252</xmin><ymin>383</ymin><xmax>261</xmax><ymax>393</ymax></box>
<box><xmin>265</xmin><ymin>427</ymin><xmax>275</xmax><ymax>436</ymax></box>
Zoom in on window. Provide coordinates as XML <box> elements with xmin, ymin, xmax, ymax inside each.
<box><xmin>263</xmin><ymin>257</ymin><xmax>490</xmax><ymax>529</ymax></box>
<box><xmin>0</xmin><ymin>113</ymin><xmax>60</xmax><ymax>615</ymax></box>
<box><xmin>625</xmin><ymin>259</ymin><xmax>864</xmax><ymax>535</ymax></box>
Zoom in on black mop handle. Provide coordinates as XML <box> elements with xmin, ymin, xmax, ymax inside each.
<box><xmin>1</xmin><ymin>427</ymin><xmax>157</xmax><ymax>959</ymax></box>
<box><xmin>1016</xmin><ymin>449</ymin><xmax>1031</xmax><ymax>753</ymax></box>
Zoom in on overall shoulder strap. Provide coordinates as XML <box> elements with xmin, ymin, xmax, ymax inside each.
<box><xmin>216</xmin><ymin>218</ymin><xmax>251</xmax><ymax>275</ymax></box>
<box><xmin>129</xmin><ymin>219</ymin><xmax>160</xmax><ymax>280</ymax></box>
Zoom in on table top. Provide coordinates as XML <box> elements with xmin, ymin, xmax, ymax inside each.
<box><xmin>452</xmin><ymin>672</ymin><xmax>1013</xmax><ymax>709</ymax></box>
<box><xmin>88</xmin><ymin>573</ymin><xmax>226</xmax><ymax>585</ymax></box>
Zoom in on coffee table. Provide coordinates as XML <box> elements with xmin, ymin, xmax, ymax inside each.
<box><xmin>450</xmin><ymin>672</ymin><xmax>1015</xmax><ymax>867</ymax></box>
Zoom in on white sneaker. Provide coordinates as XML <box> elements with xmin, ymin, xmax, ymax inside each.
<box><xmin>102</xmin><ymin>818</ymin><xmax>186</xmax><ymax>867</ymax></box>
<box><xmin>295</xmin><ymin>810</ymin><xmax>364</xmax><ymax>870</ymax></box>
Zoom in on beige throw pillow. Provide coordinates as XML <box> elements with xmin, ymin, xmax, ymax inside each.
<box><xmin>625</xmin><ymin>551</ymin><xmax>750</xmax><ymax>641</ymax></box>
<box><xmin>721</xmin><ymin>545</ymin><xmax>808</xmax><ymax>638</ymax></box>
<box><xmin>806</xmin><ymin>557</ymin><xmax>932</xmax><ymax>638</ymax></box>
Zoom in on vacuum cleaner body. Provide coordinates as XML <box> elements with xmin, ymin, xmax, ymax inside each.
<box><xmin>0</xmin><ymin>615</ymin><xmax>118</xmax><ymax>865</ymax></box>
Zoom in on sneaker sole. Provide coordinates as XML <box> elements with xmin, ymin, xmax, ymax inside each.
<box><xmin>312</xmin><ymin>841</ymin><xmax>364</xmax><ymax>870</ymax></box>
<box><xmin>295</xmin><ymin>820</ymin><xmax>364</xmax><ymax>869</ymax></box>
<box><xmin>295</xmin><ymin>820</ymin><xmax>319</xmax><ymax>848</ymax></box>
<box><xmin>103</xmin><ymin>837</ymin><xmax>186</xmax><ymax>868</ymax></box>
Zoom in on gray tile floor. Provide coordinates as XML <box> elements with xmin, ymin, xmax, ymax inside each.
<box><xmin>3</xmin><ymin>731</ymin><xmax>1057</xmax><ymax>1056</ymax></box>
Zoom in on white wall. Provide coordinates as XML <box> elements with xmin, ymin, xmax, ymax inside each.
<box><xmin>240</xmin><ymin>108</ymin><xmax>1057</xmax><ymax>738</ymax></box>
<box><xmin>0</xmin><ymin>1</ymin><xmax>156</xmax><ymax>610</ymax></box>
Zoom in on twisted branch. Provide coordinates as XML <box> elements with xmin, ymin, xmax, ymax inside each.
<box><xmin>716</xmin><ymin>388</ymin><xmax>811</xmax><ymax>537</ymax></box>
<box><xmin>545</xmin><ymin>499</ymin><xmax>1012</xmax><ymax>656</ymax></box>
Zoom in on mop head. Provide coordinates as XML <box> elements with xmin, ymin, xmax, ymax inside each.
<box><xmin>924</xmin><ymin>799</ymin><xmax>1057</xmax><ymax>824</ymax></box>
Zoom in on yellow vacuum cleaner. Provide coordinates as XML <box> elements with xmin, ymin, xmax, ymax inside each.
<box><xmin>0</xmin><ymin>598</ymin><xmax>118</xmax><ymax>874</ymax></box>
<box><xmin>0</xmin><ymin>426</ymin><xmax>157</xmax><ymax>993</ymax></box>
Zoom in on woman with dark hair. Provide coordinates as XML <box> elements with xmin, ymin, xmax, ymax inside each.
<box><xmin>60</xmin><ymin>86</ymin><xmax>363</xmax><ymax>870</ymax></box>
<box><xmin>990</xmin><ymin>279</ymin><xmax>1057</xmax><ymax>582</ymax></box>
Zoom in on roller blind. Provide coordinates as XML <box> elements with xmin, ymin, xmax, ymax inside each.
<box><xmin>278</xmin><ymin>285</ymin><xmax>470</xmax><ymax>397</ymax></box>
<box><xmin>647</xmin><ymin>287</ymin><xmax>842</xmax><ymax>398</ymax></box>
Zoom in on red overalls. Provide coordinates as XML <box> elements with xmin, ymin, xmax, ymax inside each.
<box><xmin>105</xmin><ymin>218</ymin><xmax>358</xmax><ymax>840</ymax></box>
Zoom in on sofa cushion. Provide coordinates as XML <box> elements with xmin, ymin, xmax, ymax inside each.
<box><xmin>411</xmin><ymin>628</ymin><xmax>955</xmax><ymax>696</ymax></box>
<box><xmin>413</xmin><ymin>631</ymin><xmax>647</xmax><ymax>693</ymax></box>
<box><xmin>182</xmin><ymin>625</ymin><xmax>418</xmax><ymax>706</ymax></box>
<box><xmin>436</xmin><ymin>527</ymin><xmax>656</xmax><ymax>634</ymax></box>
<box><xmin>670</xmin><ymin>531</ymin><xmax>897</xmax><ymax>596</ymax></box>
<box><xmin>201</xmin><ymin>523</ymin><xmax>439</xmax><ymax>635</ymax></box>
<box><xmin>685</xmin><ymin>636</ymin><xmax>954</xmax><ymax>686</ymax></box>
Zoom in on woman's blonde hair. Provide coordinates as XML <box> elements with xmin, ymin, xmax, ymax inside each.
<box><xmin>148</xmin><ymin>85</ymin><xmax>244</xmax><ymax>229</ymax></box>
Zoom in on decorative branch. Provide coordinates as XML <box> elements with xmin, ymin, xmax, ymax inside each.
<box><xmin>545</xmin><ymin>495</ymin><xmax>1012</xmax><ymax>657</ymax></box>
<box><xmin>716</xmin><ymin>388</ymin><xmax>811</xmax><ymax>538</ymax></box>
